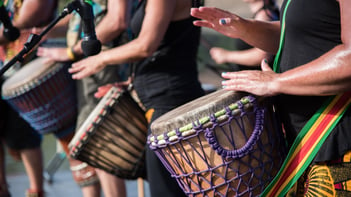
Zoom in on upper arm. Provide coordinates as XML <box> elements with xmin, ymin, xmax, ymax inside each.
<box><xmin>94</xmin><ymin>0</ymin><xmax>130</xmax><ymax>43</ymax></box>
<box><xmin>104</xmin><ymin>0</ymin><xmax>130</xmax><ymax>28</ymax></box>
<box><xmin>15</xmin><ymin>0</ymin><xmax>56</xmax><ymax>28</ymax></box>
<box><xmin>136</xmin><ymin>0</ymin><xmax>176</xmax><ymax>53</ymax></box>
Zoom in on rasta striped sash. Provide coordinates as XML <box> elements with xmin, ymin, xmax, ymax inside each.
<box><xmin>261</xmin><ymin>92</ymin><xmax>351</xmax><ymax>197</ymax></box>
<box><xmin>261</xmin><ymin>0</ymin><xmax>351</xmax><ymax>196</ymax></box>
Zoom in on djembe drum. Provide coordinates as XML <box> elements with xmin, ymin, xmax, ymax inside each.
<box><xmin>1</xmin><ymin>57</ymin><xmax>77</xmax><ymax>136</ymax></box>
<box><xmin>148</xmin><ymin>89</ymin><xmax>287</xmax><ymax>196</ymax></box>
<box><xmin>69</xmin><ymin>86</ymin><xmax>148</xmax><ymax>179</ymax></box>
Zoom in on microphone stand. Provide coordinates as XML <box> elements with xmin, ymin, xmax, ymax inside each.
<box><xmin>0</xmin><ymin>1</ymin><xmax>78</xmax><ymax>77</ymax></box>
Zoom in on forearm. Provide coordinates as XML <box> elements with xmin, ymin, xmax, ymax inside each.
<box><xmin>276</xmin><ymin>44</ymin><xmax>351</xmax><ymax>96</ymax></box>
<box><xmin>239</xmin><ymin>20</ymin><xmax>281</xmax><ymax>54</ymax></box>
<box><xmin>100</xmin><ymin>38</ymin><xmax>153</xmax><ymax>66</ymax></box>
<box><xmin>225</xmin><ymin>48</ymin><xmax>270</xmax><ymax>66</ymax></box>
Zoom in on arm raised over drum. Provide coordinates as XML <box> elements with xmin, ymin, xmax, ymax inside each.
<box><xmin>190</xmin><ymin>7</ymin><xmax>281</xmax><ymax>54</ymax></box>
<box><xmin>69</xmin><ymin>0</ymin><xmax>178</xmax><ymax>79</ymax></box>
<box><xmin>222</xmin><ymin>0</ymin><xmax>351</xmax><ymax>97</ymax></box>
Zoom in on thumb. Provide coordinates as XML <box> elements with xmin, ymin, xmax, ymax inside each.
<box><xmin>261</xmin><ymin>59</ymin><xmax>273</xmax><ymax>72</ymax></box>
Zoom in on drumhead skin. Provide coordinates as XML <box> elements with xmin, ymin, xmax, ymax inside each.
<box><xmin>1</xmin><ymin>57</ymin><xmax>77</xmax><ymax>136</ymax></box>
<box><xmin>2</xmin><ymin>57</ymin><xmax>56</xmax><ymax>97</ymax></box>
<box><xmin>150</xmin><ymin>89</ymin><xmax>248</xmax><ymax>137</ymax></box>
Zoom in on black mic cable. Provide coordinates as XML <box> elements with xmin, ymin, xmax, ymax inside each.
<box><xmin>0</xmin><ymin>0</ymin><xmax>20</xmax><ymax>41</ymax></box>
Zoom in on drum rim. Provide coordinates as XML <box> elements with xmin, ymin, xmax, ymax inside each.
<box><xmin>69</xmin><ymin>86</ymin><xmax>122</xmax><ymax>152</ymax></box>
<box><xmin>1</xmin><ymin>58</ymin><xmax>63</xmax><ymax>98</ymax></box>
<box><xmin>148</xmin><ymin>95</ymin><xmax>257</xmax><ymax>147</ymax></box>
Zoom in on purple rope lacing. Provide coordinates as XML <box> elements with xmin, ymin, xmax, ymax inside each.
<box><xmin>150</xmin><ymin>95</ymin><xmax>285</xmax><ymax>196</ymax></box>
<box><xmin>204</xmin><ymin>96</ymin><xmax>264</xmax><ymax>159</ymax></box>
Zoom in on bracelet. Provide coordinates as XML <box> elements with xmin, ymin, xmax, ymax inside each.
<box><xmin>66</xmin><ymin>47</ymin><xmax>76</xmax><ymax>61</ymax></box>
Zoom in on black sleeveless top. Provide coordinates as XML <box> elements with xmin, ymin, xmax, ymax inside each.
<box><xmin>130</xmin><ymin>0</ymin><xmax>204</xmax><ymax>110</ymax></box>
<box><xmin>277</xmin><ymin>0</ymin><xmax>351</xmax><ymax>162</ymax></box>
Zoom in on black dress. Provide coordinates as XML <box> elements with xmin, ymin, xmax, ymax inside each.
<box><xmin>277</xmin><ymin>0</ymin><xmax>351</xmax><ymax>162</ymax></box>
<box><xmin>130</xmin><ymin>0</ymin><xmax>205</xmax><ymax>196</ymax></box>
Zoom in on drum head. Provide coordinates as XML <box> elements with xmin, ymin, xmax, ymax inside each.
<box><xmin>2</xmin><ymin>57</ymin><xmax>56</xmax><ymax>97</ymax></box>
<box><xmin>150</xmin><ymin>89</ymin><xmax>249</xmax><ymax>136</ymax></box>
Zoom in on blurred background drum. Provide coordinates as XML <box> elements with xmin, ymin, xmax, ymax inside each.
<box><xmin>69</xmin><ymin>86</ymin><xmax>148</xmax><ymax>179</ymax></box>
<box><xmin>1</xmin><ymin>57</ymin><xmax>77</xmax><ymax>136</ymax></box>
<box><xmin>148</xmin><ymin>89</ymin><xmax>287</xmax><ymax>196</ymax></box>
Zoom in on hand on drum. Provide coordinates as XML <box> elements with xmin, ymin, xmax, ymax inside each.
<box><xmin>221</xmin><ymin>59</ymin><xmax>280</xmax><ymax>97</ymax></box>
<box><xmin>69</xmin><ymin>55</ymin><xmax>106</xmax><ymax>79</ymax></box>
<box><xmin>37</xmin><ymin>47</ymin><xmax>71</xmax><ymax>62</ymax></box>
<box><xmin>190</xmin><ymin>7</ymin><xmax>244</xmax><ymax>39</ymax></box>
<box><xmin>94</xmin><ymin>77</ymin><xmax>132</xmax><ymax>99</ymax></box>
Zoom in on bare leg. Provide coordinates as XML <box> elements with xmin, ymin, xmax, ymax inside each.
<box><xmin>21</xmin><ymin>147</ymin><xmax>44</xmax><ymax>193</ymax></box>
<box><xmin>69</xmin><ymin>158</ymin><xmax>101</xmax><ymax>197</ymax></box>
<box><xmin>0</xmin><ymin>141</ymin><xmax>10</xmax><ymax>196</ymax></box>
<box><xmin>96</xmin><ymin>169</ymin><xmax>126</xmax><ymax>197</ymax></box>
<box><xmin>58</xmin><ymin>134</ymin><xmax>101</xmax><ymax>197</ymax></box>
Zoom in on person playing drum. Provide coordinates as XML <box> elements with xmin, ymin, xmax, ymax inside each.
<box><xmin>0</xmin><ymin>0</ymin><xmax>57</xmax><ymax>196</ymax></box>
<box><xmin>68</xmin><ymin>0</ymin><xmax>206</xmax><ymax>196</ymax></box>
<box><xmin>36</xmin><ymin>0</ymin><xmax>133</xmax><ymax>196</ymax></box>
<box><xmin>191</xmin><ymin>0</ymin><xmax>351</xmax><ymax>196</ymax></box>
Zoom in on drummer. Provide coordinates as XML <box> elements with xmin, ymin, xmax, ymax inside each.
<box><xmin>68</xmin><ymin>0</ymin><xmax>205</xmax><ymax>196</ymax></box>
<box><xmin>36</xmin><ymin>0</ymin><xmax>133</xmax><ymax>196</ymax></box>
<box><xmin>191</xmin><ymin>1</ymin><xmax>351</xmax><ymax>196</ymax></box>
<box><xmin>0</xmin><ymin>0</ymin><xmax>58</xmax><ymax>197</ymax></box>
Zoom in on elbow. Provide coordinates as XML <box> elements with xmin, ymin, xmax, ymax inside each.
<box><xmin>140</xmin><ymin>47</ymin><xmax>156</xmax><ymax>58</ymax></box>
<box><xmin>138</xmin><ymin>44</ymin><xmax>158</xmax><ymax>58</ymax></box>
<box><xmin>111</xmin><ymin>20</ymin><xmax>128</xmax><ymax>33</ymax></box>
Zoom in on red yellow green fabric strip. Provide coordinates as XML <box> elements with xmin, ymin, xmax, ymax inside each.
<box><xmin>261</xmin><ymin>92</ymin><xmax>351</xmax><ymax>197</ymax></box>
<box><xmin>272</xmin><ymin>0</ymin><xmax>292</xmax><ymax>73</ymax></box>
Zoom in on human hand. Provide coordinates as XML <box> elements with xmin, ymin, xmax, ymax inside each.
<box><xmin>221</xmin><ymin>59</ymin><xmax>279</xmax><ymax>96</ymax></box>
<box><xmin>94</xmin><ymin>78</ymin><xmax>132</xmax><ymax>98</ymax></box>
<box><xmin>191</xmin><ymin>7</ymin><xmax>244</xmax><ymax>39</ymax></box>
<box><xmin>68</xmin><ymin>55</ymin><xmax>106</xmax><ymax>79</ymax></box>
<box><xmin>94</xmin><ymin>83</ymin><xmax>115</xmax><ymax>98</ymax></box>
<box><xmin>210</xmin><ymin>47</ymin><xmax>230</xmax><ymax>64</ymax></box>
<box><xmin>36</xmin><ymin>47</ymin><xmax>71</xmax><ymax>62</ymax></box>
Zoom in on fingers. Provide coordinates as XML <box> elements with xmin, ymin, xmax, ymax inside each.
<box><xmin>221</xmin><ymin>74</ymin><xmax>247</xmax><ymax>92</ymax></box>
<box><xmin>68</xmin><ymin>62</ymin><xmax>86</xmax><ymax>79</ymax></box>
<box><xmin>94</xmin><ymin>84</ymin><xmax>113</xmax><ymax>98</ymax></box>
<box><xmin>261</xmin><ymin>59</ymin><xmax>273</xmax><ymax>72</ymax></box>
<box><xmin>219</xmin><ymin>18</ymin><xmax>231</xmax><ymax>25</ymax></box>
<box><xmin>191</xmin><ymin>7</ymin><xmax>228</xmax><ymax>27</ymax></box>
<box><xmin>193</xmin><ymin>21</ymin><xmax>214</xmax><ymax>28</ymax></box>
<box><xmin>36</xmin><ymin>47</ymin><xmax>46</xmax><ymax>57</ymax></box>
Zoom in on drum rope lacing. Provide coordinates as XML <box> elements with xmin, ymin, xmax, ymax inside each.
<box><xmin>70</xmin><ymin>88</ymin><xmax>147</xmax><ymax>179</ymax></box>
<box><xmin>148</xmin><ymin>95</ymin><xmax>265</xmax><ymax>160</ymax></box>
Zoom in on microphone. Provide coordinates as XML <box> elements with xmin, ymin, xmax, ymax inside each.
<box><xmin>76</xmin><ymin>0</ymin><xmax>101</xmax><ymax>56</ymax></box>
<box><xmin>0</xmin><ymin>1</ymin><xmax>20</xmax><ymax>41</ymax></box>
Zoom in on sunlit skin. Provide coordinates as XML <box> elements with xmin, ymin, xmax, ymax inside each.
<box><xmin>36</xmin><ymin>0</ymin><xmax>130</xmax><ymax>62</ymax></box>
<box><xmin>68</xmin><ymin>0</ymin><xmax>192</xmax><ymax>80</ymax></box>
<box><xmin>209</xmin><ymin>0</ymin><xmax>274</xmax><ymax>67</ymax></box>
<box><xmin>0</xmin><ymin>0</ymin><xmax>56</xmax><ymax>44</ymax></box>
<box><xmin>191</xmin><ymin>1</ymin><xmax>351</xmax><ymax>97</ymax></box>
